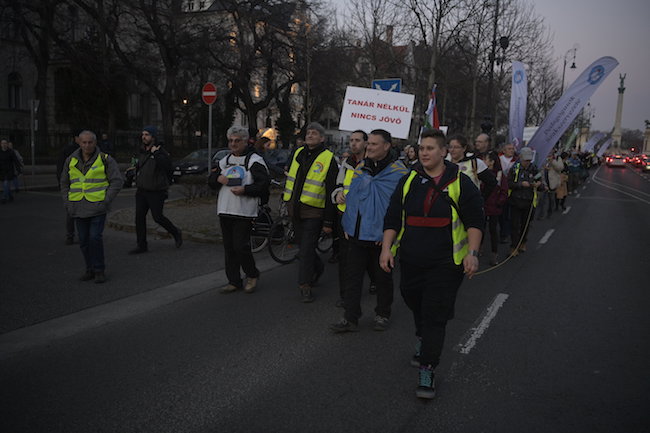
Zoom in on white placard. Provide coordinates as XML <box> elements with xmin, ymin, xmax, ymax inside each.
<box><xmin>339</xmin><ymin>86</ymin><xmax>415</xmax><ymax>139</ymax></box>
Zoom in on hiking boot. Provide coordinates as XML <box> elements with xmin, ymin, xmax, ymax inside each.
<box><xmin>410</xmin><ymin>338</ymin><xmax>422</xmax><ymax>368</ymax></box>
<box><xmin>373</xmin><ymin>315</ymin><xmax>390</xmax><ymax>331</ymax></box>
<box><xmin>174</xmin><ymin>229</ymin><xmax>183</xmax><ymax>248</ymax></box>
<box><xmin>329</xmin><ymin>318</ymin><xmax>359</xmax><ymax>333</ymax></box>
<box><xmin>369</xmin><ymin>282</ymin><xmax>377</xmax><ymax>295</ymax></box>
<box><xmin>416</xmin><ymin>365</ymin><xmax>436</xmax><ymax>399</ymax></box>
<box><xmin>244</xmin><ymin>277</ymin><xmax>257</xmax><ymax>294</ymax></box>
<box><xmin>300</xmin><ymin>287</ymin><xmax>314</xmax><ymax>303</ymax></box>
<box><xmin>79</xmin><ymin>270</ymin><xmax>94</xmax><ymax>281</ymax></box>
<box><xmin>220</xmin><ymin>284</ymin><xmax>240</xmax><ymax>294</ymax></box>
<box><xmin>94</xmin><ymin>271</ymin><xmax>106</xmax><ymax>284</ymax></box>
<box><xmin>128</xmin><ymin>246</ymin><xmax>148</xmax><ymax>255</ymax></box>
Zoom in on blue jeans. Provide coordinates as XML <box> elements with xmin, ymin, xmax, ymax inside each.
<box><xmin>2</xmin><ymin>179</ymin><xmax>13</xmax><ymax>201</ymax></box>
<box><xmin>75</xmin><ymin>214</ymin><xmax>107</xmax><ymax>272</ymax></box>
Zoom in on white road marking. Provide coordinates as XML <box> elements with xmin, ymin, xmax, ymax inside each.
<box><xmin>576</xmin><ymin>193</ymin><xmax>581</xmax><ymax>198</ymax></box>
<box><xmin>539</xmin><ymin>229</ymin><xmax>555</xmax><ymax>244</ymax></box>
<box><xmin>591</xmin><ymin>167</ymin><xmax>650</xmax><ymax>205</ymax></box>
<box><xmin>457</xmin><ymin>293</ymin><xmax>509</xmax><ymax>355</ymax></box>
<box><xmin>582</xmin><ymin>185</ymin><xmax>587</xmax><ymax>190</ymax></box>
<box><xmin>563</xmin><ymin>206</ymin><xmax>571</xmax><ymax>215</ymax></box>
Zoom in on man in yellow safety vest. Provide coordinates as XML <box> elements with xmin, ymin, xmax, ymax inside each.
<box><xmin>283</xmin><ymin>122</ymin><xmax>338</xmax><ymax>303</ymax></box>
<box><xmin>60</xmin><ymin>130</ymin><xmax>123</xmax><ymax>283</ymax></box>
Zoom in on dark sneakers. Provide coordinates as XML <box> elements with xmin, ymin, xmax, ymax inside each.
<box><xmin>373</xmin><ymin>315</ymin><xmax>390</xmax><ymax>331</ymax></box>
<box><xmin>79</xmin><ymin>270</ymin><xmax>94</xmax><ymax>281</ymax></box>
<box><xmin>94</xmin><ymin>271</ymin><xmax>106</xmax><ymax>284</ymax></box>
<box><xmin>300</xmin><ymin>287</ymin><xmax>314</xmax><ymax>303</ymax></box>
<box><xmin>416</xmin><ymin>365</ymin><xmax>436</xmax><ymax>399</ymax></box>
<box><xmin>329</xmin><ymin>318</ymin><xmax>359</xmax><ymax>333</ymax></box>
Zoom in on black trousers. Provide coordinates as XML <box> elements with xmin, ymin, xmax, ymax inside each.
<box><xmin>66</xmin><ymin>213</ymin><xmax>75</xmax><ymax>239</ymax></box>
<box><xmin>294</xmin><ymin>217</ymin><xmax>324</xmax><ymax>287</ymax></box>
<box><xmin>341</xmin><ymin>240</ymin><xmax>394</xmax><ymax>323</ymax></box>
<box><xmin>485</xmin><ymin>215</ymin><xmax>500</xmax><ymax>254</ymax></box>
<box><xmin>135</xmin><ymin>189</ymin><xmax>179</xmax><ymax>248</ymax></box>
<box><xmin>219</xmin><ymin>216</ymin><xmax>259</xmax><ymax>288</ymax></box>
<box><xmin>510</xmin><ymin>202</ymin><xmax>535</xmax><ymax>248</ymax></box>
<box><xmin>400</xmin><ymin>259</ymin><xmax>464</xmax><ymax>368</ymax></box>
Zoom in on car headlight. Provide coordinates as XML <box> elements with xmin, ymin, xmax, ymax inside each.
<box><xmin>188</xmin><ymin>165</ymin><xmax>199</xmax><ymax>170</ymax></box>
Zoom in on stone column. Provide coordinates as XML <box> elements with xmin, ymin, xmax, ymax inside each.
<box><xmin>612</xmin><ymin>74</ymin><xmax>626</xmax><ymax>150</ymax></box>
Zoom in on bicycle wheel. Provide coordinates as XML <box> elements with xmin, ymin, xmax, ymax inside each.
<box><xmin>316</xmin><ymin>231</ymin><xmax>333</xmax><ymax>253</ymax></box>
<box><xmin>268</xmin><ymin>218</ymin><xmax>299</xmax><ymax>264</ymax></box>
<box><xmin>250</xmin><ymin>208</ymin><xmax>272</xmax><ymax>253</ymax></box>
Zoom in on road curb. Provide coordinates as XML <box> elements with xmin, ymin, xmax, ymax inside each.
<box><xmin>0</xmin><ymin>256</ymin><xmax>282</xmax><ymax>359</ymax></box>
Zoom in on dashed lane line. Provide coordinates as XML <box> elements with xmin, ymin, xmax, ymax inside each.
<box><xmin>563</xmin><ymin>206</ymin><xmax>572</xmax><ymax>215</ymax></box>
<box><xmin>538</xmin><ymin>229</ymin><xmax>555</xmax><ymax>244</ymax></box>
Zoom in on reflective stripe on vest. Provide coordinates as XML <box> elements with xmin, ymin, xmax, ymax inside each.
<box><xmin>337</xmin><ymin>167</ymin><xmax>356</xmax><ymax>213</ymax></box>
<box><xmin>68</xmin><ymin>154</ymin><xmax>109</xmax><ymax>202</ymax></box>
<box><xmin>390</xmin><ymin>171</ymin><xmax>469</xmax><ymax>265</ymax></box>
<box><xmin>508</xmin><ymin>163</ymin><xmax>538</xmax><ymax>207</ymax></box>
<box><xmin>282</xmin><ymin>147</ymin><xmax>334</xmax><ymax>208</ymax></box>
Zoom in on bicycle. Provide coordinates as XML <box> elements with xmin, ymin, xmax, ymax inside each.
<box><xmin>267</xmin><ymin>199</ymin><xmax>300</xmax><ymax>264</ymax></box>
<box><xmin>250</xmin><ymin>204</ymin><xmax>273</xmax><ymax>253</ymax></box>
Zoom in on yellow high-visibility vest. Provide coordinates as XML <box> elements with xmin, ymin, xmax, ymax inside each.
<box><xmin>509</xmin><ymin>163</ymin><xmax>538</xmax><ymax>207</ymax></box>
<box><xmin>283</xmin><ymin>147</ymin><xmax>334</xmax><ymax>208</ymax></box>
<box><xmin>391</xmin><ymin>171</ymin><xmax>469</xmax><ymax>265</ymax></box>
<box><xmin>337</xmin><ymin>167</ymin><xmax>356</xmax><ymax>213</ymax></box>
<box><xmin>68</xmin><ymin>154</ymin><xmax>109</xmax><ymax>202</ymax></box>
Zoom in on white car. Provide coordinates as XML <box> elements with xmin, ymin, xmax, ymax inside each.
<box><xmin>606</xmin><ymin>155</ymin><xmax>626</xmax><ymax>167</ymax></box>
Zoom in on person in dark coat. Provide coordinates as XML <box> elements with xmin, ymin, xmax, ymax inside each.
<box><xmin>0</xmin><ymin>138</ymin><xmax>19</xmax><ymax>204</ymax></box>
<box><xmin>129</xmin><ymin>126</ymin><xmax>182</xmax><ymax>254</ymax></box>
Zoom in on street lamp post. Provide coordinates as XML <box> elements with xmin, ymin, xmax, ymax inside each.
<box><xmin>560</xmin><ymin>45</ymin><xmax>578</xmax><ymax>93</ymax></box>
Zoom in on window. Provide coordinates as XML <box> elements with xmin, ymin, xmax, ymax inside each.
<box><xmin>199</xmin><ymin>1</ymin><xmax>205</xmax><ymax>9</ymax></box>
<box><xmin>8</xmin><ymin>72</ymin><xmax>22</xmax><ymax>109</ymax></box>
<box><xmin>187</xmin><ymin>1</ymin><xmax>194</xmax><ymax>11</ymax></box>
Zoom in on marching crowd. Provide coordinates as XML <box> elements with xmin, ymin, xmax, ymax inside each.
<box><xmin>1</xmin><ymin>121</ymin><xmax>598</xmax><ymax>400</ymax></box>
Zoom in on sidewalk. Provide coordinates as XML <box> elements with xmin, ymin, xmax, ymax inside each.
<box><xmin>107</xmin><ymin>189</ymin><xmax>284</xmax><ymax>243</ymax></box>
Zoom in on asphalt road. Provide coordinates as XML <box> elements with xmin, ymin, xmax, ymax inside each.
<box><xmin>1</xmin><ymin>165</ymin><xmax>649</xmax><ymax>432</ymax></box>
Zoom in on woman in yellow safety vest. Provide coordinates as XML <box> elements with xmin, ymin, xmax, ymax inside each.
<box><xmin>379</xmin><ymin>129</ymin><xmax>485</xmax><ymax>400</ymax></box>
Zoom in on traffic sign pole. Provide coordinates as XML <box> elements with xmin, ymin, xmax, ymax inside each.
<box><xmin>208</xmin><ymin>104</ymin><xmax>212</xmax><ymax>173</ymax></box>
<box><xmin>202</xmin><ymin>82</ymin><xmax>217</xmax><ymax>173</ymax></box>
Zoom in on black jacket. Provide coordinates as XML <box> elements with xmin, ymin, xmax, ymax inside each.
<box><xmin>384</xmin><ymin>160</ymin><xmax>485</xmax><ymax>267</ymax></box>
<box><xmin>136</xmin><ymin>146</ymin><xmax>172</xmax><ymax>191</ymax></box>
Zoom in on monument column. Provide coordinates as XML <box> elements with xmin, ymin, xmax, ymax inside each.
<box><xmin>643</xmin><ymin>120</ymin><xmax>650</xmax><ymax>154</ymax></box>
<box><xmin>612</xmin><ymin>73</ymin><xmax>626</xmax><ymax>151</ymax></box>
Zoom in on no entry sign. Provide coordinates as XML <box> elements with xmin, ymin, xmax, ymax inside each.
<box><xmin>202</xmin><ymin>82</ymin><xmax>217</xmax><ymax>105</ymax></box>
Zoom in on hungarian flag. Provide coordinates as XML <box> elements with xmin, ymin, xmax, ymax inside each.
<box><xmin>424</xmin><ymin>84</ymin><xmax>440</xmax><ymax>130</ymax></box>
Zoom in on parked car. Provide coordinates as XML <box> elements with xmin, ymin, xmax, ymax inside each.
<box><xmin>172</xmin><ymin>148</ymin><xmax>227</xmax><ymax>181</ymax></box>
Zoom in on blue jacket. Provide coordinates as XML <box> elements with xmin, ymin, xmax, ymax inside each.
<box><xmin>342</xmin><ymin>158</ymin><xmax>408</xmax><ymax>242</ymax></box>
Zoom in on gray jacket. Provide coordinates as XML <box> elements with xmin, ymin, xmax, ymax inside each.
<box><xmin>60</xmin><ymin>148</ymin><xmax>123</xmax><ymax>218</ymax></box>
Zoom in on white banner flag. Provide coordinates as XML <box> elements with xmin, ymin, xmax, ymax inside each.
<box><xmin>509</xmin><ymin>61</ymin><xmax>527</xmax><ymax>148</ymax></box>
<box><xmin>527</xmin><ymin>56</ymin><xmax>618</xmax><ymax>166</ymax></box>
<box><xmin>339</xmin><ymin>86</ymin><xmax>415</xmax><ymax>139</ymax></box>
<box><xmin>581</xmin><ymin>132</ymin><xmax>605</xmax><ymax>153</ymax></box>
<box><xmin>596</xmin><ymin>137</ymin><xmax>613</xmax><ymax>157</ymax></box>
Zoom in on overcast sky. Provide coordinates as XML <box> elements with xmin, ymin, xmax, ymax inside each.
<box><xmin>327</xmin><ymin>0</ymin><xmax>650</xmax><ymax>132</ymax></box>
